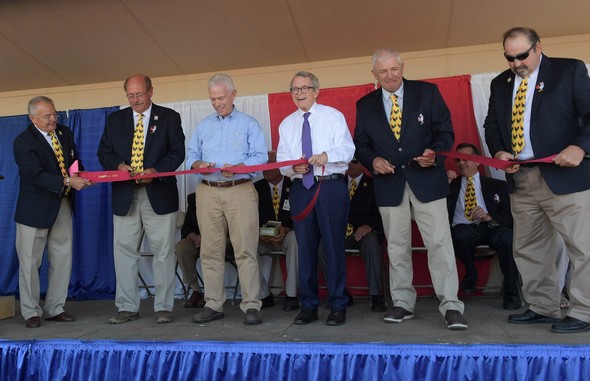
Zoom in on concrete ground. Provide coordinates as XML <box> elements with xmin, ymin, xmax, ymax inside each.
<box><xmin>1</xmin><ymin>295</ymin><xmax>589</xmax><ymax>345</ymax></box>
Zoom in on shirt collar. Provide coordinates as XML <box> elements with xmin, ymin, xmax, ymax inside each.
<box><xmin>381</xmin><ymin>82</ymin><xmax>404</xmax><ymax>102</ymax></box>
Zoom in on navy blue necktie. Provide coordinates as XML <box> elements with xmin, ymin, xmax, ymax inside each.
<box><xmin>302</xmin><ymin>112</ymin><xmax>314</xmax><ymax>189</ymax></box>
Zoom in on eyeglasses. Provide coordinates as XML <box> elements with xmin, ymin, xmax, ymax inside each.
<box><xmin>504</xmin><ymin>43</ymin><xmax>536</xmax><ymax>62</ymax></box>
<box><xmin>126</xmin><ymin>92</ymin><xmax>147</xmax><ymax>99</ymax></box>
<box><xmin>34</xmin><ymin>113</ymin><xmax>59</xmax><ymax>121</ymax></box>
<box><xmin>290</xmin><ymin>86</ymin><xmax>315</xmax><ymax>95</ymax></box>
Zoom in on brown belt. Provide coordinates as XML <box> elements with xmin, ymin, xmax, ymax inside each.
<box><xmin>202</xmin><ymin>179</ymin><xmax>250</xmax><ymax>188</ymax></box>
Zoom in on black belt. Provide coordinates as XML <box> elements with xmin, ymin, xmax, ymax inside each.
<box><xmin>518</xmin><ymin>162</ymin><xmax>538</xmax><ymax>168</ymax></box>
<box><xmin>202</xmin><ymin>179</ymin><xmax>250</xmax><ymax>188</ymax></box>
<box><xmin>295</xmin><ymin>174</ymin><xmax>345</xmax><ymax>183</ymax></box>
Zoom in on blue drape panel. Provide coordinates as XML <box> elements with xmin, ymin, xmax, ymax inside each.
<box><xmin>0</xmin><ymin>114</ymin><xmax>30</xmax><ymax>295</ymax></box>
<box><xmin>63</xmin><ymin>107</ymin><xmax>119</xmax><ymax>299</ymax></box>
<box><xmin>0</xmin><ymin>340</ymin><xmax>589</xmax><ymax>381</ymax></box>
<box><xmin>0</xmin><ymin>107</ymin><xmax>119</xmax><ymax>298</ymax></box>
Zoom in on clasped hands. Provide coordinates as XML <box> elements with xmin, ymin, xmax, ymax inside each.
<box><xmin>371</xmin><ymin>149</ymin><xmax>436</xmax><ymax>175</ymax></box>
<box><xmin>495</xmin><ymin>145</ymin><xmax>585</xmax><ymax>174</ymax></box>
<box><xmin>292</xmin><ymin>152</ymin><xmax>328</xmax><ymax>174</ymax></box>
<box><xmin>118</xmin><ymin>163</ymin><xmax>156</xmax><ymax>184</ymax></box>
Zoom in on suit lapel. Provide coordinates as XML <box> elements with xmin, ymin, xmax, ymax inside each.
<box><xmin>124</xmin><ymin>108</ymin><xmax>136</xmax><ymax>160</ymax></box>
<box><xmin>480</xmin><ymin>177</ymin><xmax>497</xmax><ymax>214</ymax></box>
<box><xmin>370</xmin><ymin>89</ymin><xmax>396</xmax><ymax>141</ymax></box>
<box><xmin>144</xmin><ymin>104</ymin><xmax>158</xmax><ymax>153</ymax></box>
<box><xmin>30</xmin><ymin>124</ymin><xmax>56</xmax><ymax>159</ymax></box>
<box><xmin>531</xmin><ymin>55</ymin><xmax>551</xmax><ymax>122</ymax></box>
<box><xmin>449</xmin><ymin>177</ymin><xmax>461</xmax><ymax>216</ymax></box>
<box><xmin>399</xmin><ymin>79</ymin><xmax>412</xmax><ymax>141</ymax></box>
<box><xmin>504</xmin><ymin>72</ymin><xmax>516</xmax><ymax>134</ymax></box>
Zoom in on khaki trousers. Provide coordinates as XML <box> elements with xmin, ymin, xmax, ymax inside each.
<box><xmin>16</xmin><ymin>198</ymin><xmax>72</xmax><ymax>320</ymax></box>
<box><xmin>379</xmin><ymin>183</ymin><xmax>464</xmax><ymax>316</ymax></box>
<box><xmin>196</xmin><ymin>181</ymin><xmax>262</xmax><ymax>312</ymax></box>
<box><xmin>512</xmin><ymin>167</ymin><xmax>590</xmax><ymax>321</ymax></box>
<box><xmin>113</xmin><ymin>187</ymin><xmax>177</xmax><ymax>313</ymax></box>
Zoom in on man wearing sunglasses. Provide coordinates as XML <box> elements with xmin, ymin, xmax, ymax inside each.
<box><xmin>484</xmin><ymin>27</ymin><xmax>590</xmax><ymax>333</ymax></box>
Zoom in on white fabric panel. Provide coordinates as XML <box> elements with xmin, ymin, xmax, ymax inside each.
<box><xmin>470</xmin><ymin>72</ymin><xmax>503</xmax><ymax>180</ymax></box>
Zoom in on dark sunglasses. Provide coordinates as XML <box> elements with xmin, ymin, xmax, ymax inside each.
<box><xmin>504</xmin><ymin>43</ymin><xmax>536</xmax><ymax>62</ymax></box>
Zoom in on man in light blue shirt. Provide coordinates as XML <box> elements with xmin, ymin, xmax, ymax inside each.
<box><xmin>186</xmin><ymin>73</ymin><xmax>268</xmax><ymax>325</ymax></box>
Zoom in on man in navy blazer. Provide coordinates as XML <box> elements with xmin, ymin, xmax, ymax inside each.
<box><xmin>255</xmin><ymin>151</ymin><xmax>299</xmax><ymax>312</ymax></box>
<box><xmin>14</xmin><ymin>96</ymin><xmax>91</xmax><ymax>328</ymax></box>
<box><xmin>355</xmin><ymin>48</ymin><xmax>467</xmax><ymax>330</ymax></box>
<box><xmin>98</xmin><ymin>74</ymin><xmax>185</xmax><ymax>325</ymax></box>
<box><xmin>446</xmin><ymin>143</ymin><xmax>520</xmax><ymax>310</ymax></box>
<box><xmin>484</xmin><ymin>27</ymin><xmax>590</xmax><ymax>333</ymax></box>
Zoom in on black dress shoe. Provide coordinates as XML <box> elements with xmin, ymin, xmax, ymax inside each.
<box><xmin>293</xmin><ymin>308</ymin><xmax>318</xmax><ymax>325</ymax></box>
<box><xmin>283</xmin><ymin>296</ymin><xmax>300</xmax><ymax>312</ymax></box>
<box><xmin>45</xmin><ymin>312</ymin><xmax>75</xmax><ymax>322</ymax></box>
<box><xmin>184</xmin><ymin>290</ymin><xmax>203</xmax><ymax>308</ymax></box>
<box><xmin>326</xmin><ymin>309</ymin><xmax>346</xmax><ymax>326</ymax></box>
<box><xmin>460</xmin><ymin>275</ymin><xmax>477</xmax><ymax>294</ymax></box>
<box><xmin>503</xmin><ymin>292</ymin><xmax>522</xmax><ymax>310</ymax></box>
<box><xmin>508</xmin><ymin>309</ymin><xmax>560</xmax><ymax>324</ymax></box>
<box><xmin>26</xmin><ymin>316</ymin><xmax>41</xmax><ymax>328</ymax></box>
<box><xmin>327</xmin><ymin>289</ymin><xmax>354</xmax><ymax>310</ymax></box>
<box><xmin>370</xmin><ymin>295</ymin><xmax>386</xmax><ymax>312</ymax></box>
<box><xmin>551</xmin><ymin>316</ymin><xmax>590</xmax><ymax>333</ymax></box>
<box><xmin>261</xmin><ymin>294</ymin><xmax>275</xmax><ymax>309</ymax></box>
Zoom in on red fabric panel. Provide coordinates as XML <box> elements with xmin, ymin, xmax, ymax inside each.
<box><xmin>422</xmin><ymin>75</ymin><xmax>480</xmax><ymax>171</ymax></box>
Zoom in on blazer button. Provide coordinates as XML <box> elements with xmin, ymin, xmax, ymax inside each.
<box><xmin>401</xmin><ymin>165</ymin><xmax>406</xmax><ymax>169</ymax></box>
<box><xmin>398</xmin><ymin>147</ymin><xmax>403</xmax><ymax>152</ymax></box>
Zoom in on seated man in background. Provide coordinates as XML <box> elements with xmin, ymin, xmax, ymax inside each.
<box><xmin>446</xmin><ymin>143</ymin><xmax>521</xmax><ymax>310</ymax></box>
<box><xmin>255</xmin><ymin>151</ymin><xmax>300</xmax><ymax>312</ymax></box>
<box><xmin>176</xmin><ymin>192</ymin><xmax>274</xmax><ymax>309</ymax></box>
<box><xmin>319</xmin><ymin>158</ymin><xmax>386</xmax><ymax>312</ymax></box>
<box><xmin>175</xmin><ymin>192</ymin><xmax>204</xmax><ymax>308</ymax></box>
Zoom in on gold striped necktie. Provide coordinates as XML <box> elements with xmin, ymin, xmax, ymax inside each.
<box><xmin>464</xmin><ymin>176</ymin><xmax>476</xmax><ymax>221</ymax></box>
<box><xmin>131</xmin><ymin>113</ymin><xmax>145</xmax><ymax>174</ymax></box>
<box><xmin>389</xmin><ymin>94</ymin><xmax>402</xmax><ymax>141</ymax></box>
<box><xmin>272</xmin><ymin>185</ymin><xmax>280</xmax><ymax>219</ymax></box>
<box><xmin>345</xmin><ymin>178</ymin><xmax>358</xmax><ymax>238</ymax></box>
<box><xmin>511</xmin><ymin>77</ymin><xmax>528</xmax><ymax>157</ymax></box>
<box><xmin>49</xmin><ymin>130</ymin><xmax>69</xmax><ymax>195</ymax></box>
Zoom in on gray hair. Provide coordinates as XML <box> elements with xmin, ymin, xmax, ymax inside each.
<box><xmin>371</xmin><ymin>49</ymin><xmax>403</xmax><ymax>70</ymax></box>
<box><xmin>290</xmin><ymin>71</ymin><xmax>320</xmax><ymax>90</ymax></box>
<box><xmin>208</xmin><ymin>73</ymin><xmax>235</xmax><ymax>92</ymax></box>
<box><xmin>27</xmin><ymin>96</ymin><xmax>54</xmax><ymax>115</ymax></box>
<box><xmin>503</xmin><ymin>27</ymin><xmax>541</xmax><ymax>47</ymax></box>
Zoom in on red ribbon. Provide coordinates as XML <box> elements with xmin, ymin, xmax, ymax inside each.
<box><xmin>77</xmin><ymin>159</ymin><xmax>307</xmax><ymax>183</ymax></box>
<box><xmin>291</xmin><ymin>167</ymin><xmax>325</xmax><ymax>222</ymax></box>
<box><xmin>438</xmin><ymin>151</ymin><xmax>557</xmax><ymax>169</ymax></box>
